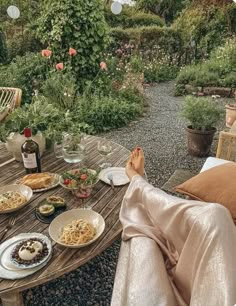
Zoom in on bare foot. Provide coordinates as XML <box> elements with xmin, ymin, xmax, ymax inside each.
<box><xmin>131</xmin><ymin>147</ymin><xmax>144</xmax><ymax>176</ymax></box>
<box><xmin>126</xmin><ymin>147</ymin><xmax>145</xmax><ymax>180</ymax></box>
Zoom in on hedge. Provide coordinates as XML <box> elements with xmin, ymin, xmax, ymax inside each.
<box><xmin>110</xmin><ymin>26</ymin><xmax>183</xmax><ymax>58</ymax></box>
<box><xmin>104</xmin><ymin>5</ymin><xmax>164</xmax><ymax>28</ymax></box>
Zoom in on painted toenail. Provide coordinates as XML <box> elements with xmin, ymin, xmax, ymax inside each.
<box><xmin>136</xmin><ymin>147</ymin><xmax>141</xmax><ymax>151</ymax></box>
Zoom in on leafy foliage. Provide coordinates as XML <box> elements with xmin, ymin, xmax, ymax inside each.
<box><xmin>173</xmin><ymin>4</ymin><xmax>236</xmax><ymax>61</ymax></box>
<box><xmin>76</xmin><ymin>91</ymin><xmax>143</xmax><ymax>132</ymax></box>
<box><xmin>181</xmin><ymin>96</ymin><xmax>223</xmax><ymax>130</ymax></box>
<box><xmin>136</xmin><ymin>0</ymin><xmax>190</xmax><ymax>22</ymax></box>
<box><xmin>0</xmin><ymin>53</ymin><xmax>48</xmax><ymax>103</ymax></box>
<box><xmin>105</xmin><ymin>5</ymin><xmax>164</xmax><ymax>28</ymax></box>
<box><xmin>176</xmin><ymin>38</ymin><xmax>236</xmax><ymax>90</ymax></box>
<box><xmin>41</xmin><ymin>72</ymin><xmax>77</xmax><ymax>110</ymax></box>
<box><xmin>36</xmin><ymin>0</ymin><xmax>109</xmax><ymax>84</ymax></box>
<box><xmin>0</xmin><ymin>28</ymin><xmax>7</xmax><ymax>64</ymax></box>
<box><xmin>0</xmin><ymin>96</ymin><xmax>87</xmax><ymax>142</ymax></box>
<box><xmin>1</xmin><ymin>0</ymin><xmax>41</xmax><ymax>60</ymax></box>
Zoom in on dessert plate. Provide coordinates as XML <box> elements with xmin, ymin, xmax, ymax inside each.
<box><xmin>99</xmin><ymin>167</ymin><xmax>129</xmax><ymax>186</ymax></box>
<box><xmin>0</xmin><ymin>233</ymin><xmax>52</xmax><ymax>279</ymax></box>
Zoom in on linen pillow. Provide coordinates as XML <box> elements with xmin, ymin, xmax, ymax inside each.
<box><xmin>175</xmin><ymin>162</ymin><xmax>236</xmax><ymax>219</ymax></box>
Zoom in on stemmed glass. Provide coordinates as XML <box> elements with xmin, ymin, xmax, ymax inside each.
<box><xmin>97</xmin><ymin>139</ymin><xmax>112</xmax><ymax>168</ymax></box>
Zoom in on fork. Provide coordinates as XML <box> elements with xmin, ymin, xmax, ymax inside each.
<box><xmin>0</xmin><ymin>216</ymin><xmax>16</xmax><ymax>242</ymax></box>
<box><xmin>108</xmin><ymin>173</ymin><xmax>115</xmax><ymax>190</ymax></box>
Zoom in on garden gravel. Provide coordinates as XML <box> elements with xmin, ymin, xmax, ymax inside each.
<box><xmin>0</xmin><ymin>82</ymin><xmax>229</xmax><ymax>306</ymax></box>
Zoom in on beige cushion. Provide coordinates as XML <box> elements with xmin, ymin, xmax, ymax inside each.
<box><xmin>175</xmin><ymin>163</ymin><xmax>236</xmax><ymax>219</ymax></box>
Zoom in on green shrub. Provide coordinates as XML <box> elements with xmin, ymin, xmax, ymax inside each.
<box><xmin>125</xmin><ymin>12</ymin><xmax>164</xmax><ymax>28</ymax></box>
<box><xmin>0</xmin><ymin>53</ymin><xmax>48</xmax><ymax>103</ymax></box>
<box><xmin>181</xmin><ymin>96</ymin><xmax>223</xmax><ymax>130</ymax></box>
<box><xmin>77</xmin><ymin>91</ymin><xmax>143</xmax><ymax>132</ymax></box>
<box><xmin>176</xmin><ymin>38</ymin><xmax>236</xmax><ymax>91</ymax></box>
<box><xmin>105</xmin><ymin>4</ymin><xmax>164</xmax><ymax>28</ymax></box>
<box><xmin>173</xmin><ymin>4</ymin><xmax>236</xmax><ymax>61</ymax></box>
<box><xmin>36</xmin><ymin>0</ymin><xmax>109</xmax><ymax>83</ymax></box>
<box><xmin>6</xmin><ymin>29</ymin><xmax>42</xmax><ymax>61</ymax></box>
<box><xmin>110</xmin><ymin>26</ymin><xmax>182</xmax><ymax>56</ymax></box>
<box><xmin>104</xmin><ymin>5</ymin><xmax>134</xmax><ymax>28</ymax></box>
<box><xmin>136</xmin><ymin>0</ymin><xmax>189</xmax><ymax>22</ymax></box>
<box><xmin>0</xmin><ymin>96</ymin><xmax>87</xmax><ymax>143</ymax></box>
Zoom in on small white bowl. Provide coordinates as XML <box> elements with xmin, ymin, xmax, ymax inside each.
<box><xmin>49</xmin><ymin>209</ymin><xmax>105</xmax><ymax>248</ymax></box>
<box><xmin>0</xmin><ymin>184</ymin><xmax>33</xmax><ymax>214</ymax></box>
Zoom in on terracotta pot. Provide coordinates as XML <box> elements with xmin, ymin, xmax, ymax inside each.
<box><xmin>5</xmin><ymin>132</ymin><xmax>46</xmax><ymax>162</ymax></box>
<box><xmin>225</xmin><ymin>104</ymin><xmax>236</xmax><ymax>128</ymax></box>
<box><xmin>186</xmin><ymin>126</ymin><xmax>216</xmax><ymax>157</ymax></box>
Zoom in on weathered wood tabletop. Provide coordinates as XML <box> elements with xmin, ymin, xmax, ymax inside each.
<box><xmin>0</xmin><ymin>136</ymin><xmax>130</xmax><ymax>306</ymax></box>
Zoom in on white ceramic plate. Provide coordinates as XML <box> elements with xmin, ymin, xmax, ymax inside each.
<box><xmin>0</xmin><ymin>184</ymin><xmax>33</xmax><ymax>214</ymax></box>
<box><xmin>99</xmin><ymin>167</ymin><xmax>130</xmax><ymax>186</ymax></box>
<box><xmin>0</xmin><ymin>233</ymin><xmax>52</xmax><ymax>280</ymax></box>
<box><xmin>10</xmin><ymin>235</ymin><xmax>52</xmax><ymax>269</ymax></box>
<box><xmin>49</xmin><ymin>209</ymin><xmax>105</xmax><ymax>248</ymax></box>
<box><xmin>16</xmin><ymin>173</ymin><xmax>60</xmax><ymax>193</ymax></box>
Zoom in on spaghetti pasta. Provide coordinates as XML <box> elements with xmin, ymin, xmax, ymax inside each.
<box><xmin>0</xmin><ymin>191</ymin><xmax>27</xmax><ymax>211</ymax></box>
<box><xmin>59</xmin><ymin>219</ymin><xmax>96</xmax><ymax>245</ymax></box>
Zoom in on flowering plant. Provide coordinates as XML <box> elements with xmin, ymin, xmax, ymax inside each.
<box><xmin>41</xmin><ymin>47</ymin><xmax>78</xmax><ymax>110</ymax></box>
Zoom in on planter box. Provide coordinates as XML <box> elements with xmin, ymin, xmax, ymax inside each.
<box><xmin>184</xmin><ymin>84</ymin><xmax>235</xmax><ymax>98</ymax></box>
<box><xmin>203</xmin><ymin>87</ymin><xmax>232</xmax><ymax>97</ymax></box>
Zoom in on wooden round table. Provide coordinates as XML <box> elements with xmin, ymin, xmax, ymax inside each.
<box><xmin>0</xmin><ymin>136</ymin><xmax>130</xmax><ymax>306</ymax></box>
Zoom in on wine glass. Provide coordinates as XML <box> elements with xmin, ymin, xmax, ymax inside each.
<box><xmin>97</xmin><ymin>139</ymin><xmax>112</xmax><ymax>168</ymax></box>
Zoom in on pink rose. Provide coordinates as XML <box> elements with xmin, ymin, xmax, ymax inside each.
<box><xmin>100</xmin><ymin>61</ymin><xmax>107</xmax><ymax>71</ymax></box>
<box><xmin>69</xmin><ymin>47</ymin><xmax>77</xmax><ymax>56</ymax></box>
<box><xmin>41</xmin><ymin>49</ymin><xmax>52</xmax><ymax>58</ymax></box>
<box><xmin>56</xmin><ymin>63</ymin><xmax>64</xmax><ymax>70</ymax></box>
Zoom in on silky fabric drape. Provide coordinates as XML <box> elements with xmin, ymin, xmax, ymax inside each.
<box><xmin>111</xmin><ymin>175</ymin><xmax>236</xmax><ymax>306</ymax></box>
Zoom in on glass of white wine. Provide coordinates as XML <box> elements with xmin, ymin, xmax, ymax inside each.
<box><xmin>97</xmin><ymin>139</ymin><xmax>112</xmax><ymax>168</ymax></box>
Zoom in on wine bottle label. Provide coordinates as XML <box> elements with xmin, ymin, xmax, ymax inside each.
<box><xmin>22</xmin><ymin>153</ymin><xmax>37</xmax><ymax>169</ymax></box>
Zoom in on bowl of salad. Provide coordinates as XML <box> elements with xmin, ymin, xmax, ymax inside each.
<box><xmin>59</xmin><ymin>169</ymin><xmax>99</xmax><ymax>198</ymax></box>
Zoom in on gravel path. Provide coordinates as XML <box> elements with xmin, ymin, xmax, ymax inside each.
<box><xmin>1</xmin><ymin>82</ymin><xmax>228</xmax><ymax>306</ymax></box>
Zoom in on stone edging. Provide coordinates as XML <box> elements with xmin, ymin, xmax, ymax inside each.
<box><xmin>185</xmin><ymin>85</ymin><xmax>236</xmax><ymax>98</ymax></box>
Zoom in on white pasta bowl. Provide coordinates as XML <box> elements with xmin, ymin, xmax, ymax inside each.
<box><xmin>0</xmin><ymin>184</ymin><xmax>33</xmax><ymax>214</ymax></box>
<box><xmin>49</xmin><ymin>209</ymin><xmax>105</xmax><ymax>248</ymax></box>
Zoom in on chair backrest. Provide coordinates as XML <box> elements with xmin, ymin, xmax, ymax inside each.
<box><xmin>0</xmin><ymin>87</ymin><xmax>22</xmax><ymax>122</ymax></box>
<box><xmin>216</xmin><ymin>131</ymin><xmax>236</xmax><ymax>161</ymax></box>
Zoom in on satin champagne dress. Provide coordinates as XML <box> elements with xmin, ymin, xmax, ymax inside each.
<box><xmin>111</xmin><ymin>175</ymin><xmax>236</xmax><ymax>306</ymax></box>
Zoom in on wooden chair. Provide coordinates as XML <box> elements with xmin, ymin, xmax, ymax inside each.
<box><xmin>216</xmin><ymin>131</ymin><xmax>236</xmax><ymax>162</ymax></box>
<box><xmin>0</xmin><ymin>87</ymin><xmax>22</xmax><ymax>122</ymax></box>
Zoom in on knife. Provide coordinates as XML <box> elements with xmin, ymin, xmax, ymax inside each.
<box><xmin>108</xmin><ymin>173</ymin><xmax>115</xmax><ymax>190</ymax></box>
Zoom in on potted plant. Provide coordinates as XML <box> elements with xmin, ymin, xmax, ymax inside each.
<box><xmin>181</xmin><ymin>96</ymin><xmax>223</xmax><ymax>157</ymax></box>
<box><xmin>0</xmin><ymin>96</ymin><xmax>85</xmax><ymax>162</ymax></box>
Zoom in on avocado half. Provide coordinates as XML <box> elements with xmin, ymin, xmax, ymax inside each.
<box><xmin>38</xmin><ymin>204</ymin><xmax>55</xmax><ymax>216</ymax></box>
<box><xmin>46</xmin><ymin>196</ymin><xmax>66</xmax><ymax>208</ymax></box>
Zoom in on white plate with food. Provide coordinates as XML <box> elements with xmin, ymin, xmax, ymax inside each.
<box><xmin>59</xmin><ymin>169</ymin><xmax>98</xmax><ymax>190</ymax></box>
<box><xmin>0</xmin><ymin>233</ymin><xmax>52</xmax><ymax>280</ymax></box>
<box><xmin>17</xmin><ymin>172</ymin><xmax>60</xmax><ymax>192</ymax></box>
<box><xmin>49</xmin><ymin>209</ymin><xmax>105</xmax><ymax>248</ymax></box>
<box><xmin>0</xmin><ymin>184</ymin><xmax>33</xmax><ymax>214</ymax></box>
<box><xmin>10</xmin><ymin>235</ymin><xmax>52</xmax><ymax>269</ymax></box>
<box><xmin>99</xmin><ymin>167</ymin><xmax>129</xmax><ymax>186</ymax></box>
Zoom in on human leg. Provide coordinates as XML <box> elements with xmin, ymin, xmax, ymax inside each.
<box><xmin>123</xmin><ymin>148</ymin><xmax>236</xmax><ymax>305</ymax></box>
